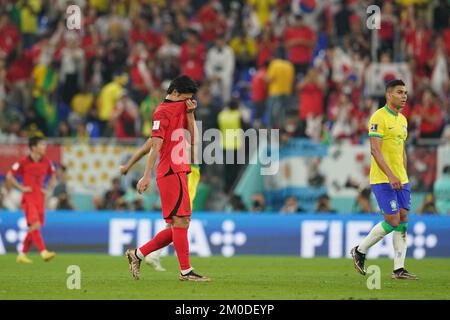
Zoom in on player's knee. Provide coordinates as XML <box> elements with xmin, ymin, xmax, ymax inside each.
<box><xmin>29</xmin><ymin>223</ymin><xmax>41</xmax><ymax>231</ymax></box>
<box><xmin>173</xmin><ymin>217</ymin><xmax>190</xmax><ymax>228</ymax></box>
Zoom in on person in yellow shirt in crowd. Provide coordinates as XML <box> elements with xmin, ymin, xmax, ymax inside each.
<box><xmin>264</xmin><ymin>56</ymin><xmax>295</xmax><ymax>129</ymax></box>
<box><xmin>97</xmin><ymin>72</ymin><xmax>129</xmax><ymax>135</ymax></box>
<box><xmin>247</xmin><ymin>0</ymin><xmax>275</xmax><ymax>26</ymax></box>
<box><xmin>229</xmin><ymin>31</ymin><xmax>257</xmax><ymax>72</ymax></box>
<box><xmin>17</xmin><ymin>0</ymin><xmax>41</xmax><ymax>49</ymax></box>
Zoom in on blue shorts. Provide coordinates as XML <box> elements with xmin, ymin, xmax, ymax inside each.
<box><xmin>371</xmin><ymin>183</ymin><xmax>411</xmax><ymax>215</ymax></box>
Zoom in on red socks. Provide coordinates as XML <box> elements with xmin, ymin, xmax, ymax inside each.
<box><xmin>139</xmin><ymin>227</ymin><xmax>173</xmax><ymax>256</ymax></box>
<box><xmin>172</xmin><ymin>226</ymin><xmax>191</xmax><ymax>271</ymax></box>
<box><xmin>22</xmin><ymin>230</ymin><xmax>46</xmax><ymax>253</ymax></box>
<box><xmin>21</xmin><ymin>232</ymin><xmax>33</xmax><ymax>253</ymax></box>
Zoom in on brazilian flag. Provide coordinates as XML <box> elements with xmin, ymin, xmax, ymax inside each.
<box><xmin>34</xmin><ymin>67</ymin><xmax>58</xmax><ymax>132</ymax></box>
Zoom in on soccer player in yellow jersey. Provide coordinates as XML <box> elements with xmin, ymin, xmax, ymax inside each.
<box><xmin>351</xmin><ymin>80</ymin><xmax>418</xmax><ymax>280</ymax></box>
<box><xmin>120</xmin><ymin>111</ymin><xmax>201</xmax><ymax>272</ymax></box>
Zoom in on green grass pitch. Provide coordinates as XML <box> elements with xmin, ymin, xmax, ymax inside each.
<box><xmin>0</xmin><ymin>254</ymin><xmax>449</xmax><ymax>300</ymax></box>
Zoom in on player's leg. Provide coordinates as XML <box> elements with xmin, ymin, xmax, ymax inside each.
<box><xmin>172</xmin><ymin>172</ymin><xmax>209</xmax><ymax>281</ymax></box>
<box><xmin>392</xmin><ymin>184</ymin><xmax>418</xmax><ymax>279</ymax></box>
<box><xmin>172</xmin><ymin>216</ymin><xmax>209</xmax><ymax>282</ymax></box>
<box><xmin>17</xmin><ymin>204</ymin><xmax>34</xmax><ymax>263</ymax></box>
<box><xmin>352</xmin><ymin>183</ymin><xmax>399</xmax><ymax>275</ymax></box>
<box><xmin>125</xmin><ymin>174</ymin><xmax>177</xmax><ymax>279</ymax></box>
<box><xmin>36</xmin><ymin>204</ymin><xmax>56</xmax><ymax>262</ymax></box>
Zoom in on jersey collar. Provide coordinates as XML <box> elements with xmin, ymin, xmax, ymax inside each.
<box><xmin>384</xmin><ymin>104</ymin><xmax>397</xmax><ymax>117</ymax></box>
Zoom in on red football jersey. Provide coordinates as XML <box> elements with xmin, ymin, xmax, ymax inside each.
<box><xmin>151</xmin><ymin>99</ymin><xmax>191</xmax><ymax>178</ymax></box>
<box><xmin>10</xmin><ymin>156</ymin><xmax>56</xmax><ymax>205</ymax></box>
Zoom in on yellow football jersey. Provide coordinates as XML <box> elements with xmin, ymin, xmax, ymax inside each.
<box><xmin>368</xmin><ymin>105</ymin><xmax>408</xmax><ymax>184</ymax></box>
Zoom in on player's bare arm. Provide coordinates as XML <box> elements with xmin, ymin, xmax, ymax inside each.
<box><xmin>6</xmin><ymin>171</ymin><xmax>32</xmax><ymax>193</ymax></box>
<box><xmin>136</xmin><ymin>137</ymin><xmax>163</xmax><ymax>194</ymax></box>
<box><xmin>120</xmin><ymin>138</ymin><xmax>153</xmax><ymax>175</ymax></box>
<box><xmin>43</xmin><ymin>173</ymin><xmax>56</xmax><ymax>197</ymax></box>
<box><xmin>187</xmin><ymin>112</ymin><xmax>199</xmax><ymax>165</ymax></box>
<box><xmin>369</xmin><ymin>136</ymin><xmax>402</xmax><ymax>190</ymax></box>
<box><xmin>403</xmin><ymin>145</ymin><xmax>407</xmax><ymax>173</ymax></box>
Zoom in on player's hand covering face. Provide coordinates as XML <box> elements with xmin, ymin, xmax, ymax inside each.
<box><xmin>185</xmin><ymin>99</ymin><xmax>197</xmax><ymax>113</ymax></box>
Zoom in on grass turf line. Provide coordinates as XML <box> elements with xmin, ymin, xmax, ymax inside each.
<box><xmin>0</xmin><ymin>254</ymin><xmax>449</xmax><ymax>300</ymax></box>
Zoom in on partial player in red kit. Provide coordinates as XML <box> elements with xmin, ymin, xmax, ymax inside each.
<box><xmin>6</xmin><ymin>136</ymin><xmax>57</xmax><ymax>263</ymax></box>
<box><xmin>125</xmin><ymin>75</ymin><xmax>210</xmax><ymax>282</ymax></box>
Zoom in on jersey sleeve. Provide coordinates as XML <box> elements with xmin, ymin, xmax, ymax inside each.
<box><xmin>151</xmin><ymin>111</ymin><xmax>169</xmax><ymax>139</ymax></box>
<box><xmin>47</xmin><ymin>160</ymin><xmax>56</xmax><ymax>176</ymax></box>
<box><xmin>10</xmin><ymin>160</ymin><xmax>24</xmax><ymax>177</ymax></box>
<box><xmin>368</xmin><ymin>112</ymin><xmax>385</xmax><ymax>138</ymax></box>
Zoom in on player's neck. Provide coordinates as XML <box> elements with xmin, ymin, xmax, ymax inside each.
<box><xmin>30</xmin><ymin>153</ymin><xmax>42</xmax><ymax>162</ymax></box>
<box><xmin>385</xmin><ymin>103</ymin><xmax>399</xmax><ymax>116</ymax></box>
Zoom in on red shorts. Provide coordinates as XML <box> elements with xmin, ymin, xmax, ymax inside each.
<box><xmin>157</xmin><ymin>172</ymin><xmax>191</xmax><ymax>224</ymax></box>
<box><xmin>22</xmin><ymin>201</ymin><xmax>45</xmax><ymax>226</ymax></box>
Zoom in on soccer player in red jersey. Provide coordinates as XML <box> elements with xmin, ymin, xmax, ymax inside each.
<box><xmin>125</xmin><ymin>75</ymin><xmax>209</xmax><ymax>282</ymax></box>
<box><xmin>6</xmin><ymin>136</ymin><xmax>57</xmax><ymax>263</ymax></box>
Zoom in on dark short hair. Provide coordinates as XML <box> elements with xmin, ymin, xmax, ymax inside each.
<box><xmin>166</xmin><ymin>75</ymin><xmax>198</xmax><ymax>95</ymax></box>
<box><xmin>29</xmin><ymin>136</ymin><xmax>44</xmax><ymax>149</ymax></box>
<box><xmin>443</xmin><ymin>165</ymin><xmax>450</xmax><ymax>175</ymax></box>
<box><xmin>386</xmin><ymin>79</ymin><xmax>406</xmax><ymax>92</ymax></box>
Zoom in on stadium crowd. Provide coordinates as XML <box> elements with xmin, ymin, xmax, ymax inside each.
<box><xmin>0</xmin><ymin>0</ymin><xmax>449</xmax><ymax>213</ymax></box>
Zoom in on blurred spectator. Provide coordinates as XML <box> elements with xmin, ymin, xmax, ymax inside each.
<box><xmin>297</xmin><ymin>67</ymin><xmax>324</xmax><ymax>121</ymax></box>
<box><xmin>265</xmin><ymin>57</ymin><xmax>295</xmax><ymax>128</ymax></box>
<box><xmin>140</xmin><ymin>88</ymin><xmax>162</xmax><ymax>137</ymax></box>
<box><xmin>248</xmin><ymin>0</ymin><xmax>275</xmax><ymax>27</ymax></box>
<box><xmin>226</xmin><ymin>194</ymin><xmax>247</xmax><ymax>212</ymax></box>
<box><xmin>250</xmin><ymin>61</ymin><xmax>268</xmax><ymax>127</ymax></box>
<box><xmin>284</xmin><ymin>14</ymin><xmax>316</xmax><ymax>79</ymax></box>
<box><xmin>315</xmin><ymin>194</ymin><xmax>337</xmax><ymax>213</ymax></box>
<box><xmin>330</xmin><ymin>93</ymin><xmax>356</xmax><ymax>141</ymax></box>
<box><xmin>157</xmin><ymin>34</ymin><xmax>181</xmax><ymax>82</ymax></box>
<box><xmin>102</xmin><ymin>22</ymin><xmax>128</xmax><ymax>83</ymax></box>
<box><xmin>229</xmin><ymin>30</ymin><xmax>257</xmax><ymax>72</ymax></box>
<box><xmin>54</xmin><ymin>191</ymin><xmax>75</xmax><ymax>210</ymax></box>
<box><xmin>378</xmin><ymin>1</ymin><xmax>398</xmax><ymax>57</ymax></box>
<box><xmin>411</xmin><ymin>88</ymin><xmax>444</xmax><ymax>139</ymax></box>
<box><xmin>280</xmin><ymin>196</ymin><xmax>305</xmax><ymax>214</ymax></box>
<box><xmin>123</xmin><ymin>179</ymin><xmax>145</xmax><ymax>211</ymax></box>
<box><xmin>196</xmin><ymin>83</ymin><xmax>220</xmax><ymax>132</ymax></box>
<box><xmin>432</xmin><ymin>0</ymin><xmax>449</xmax><ymax>32</ymax></box>
<box><xmin>111</xmin><ymin>90</ymin><xmax>140</xmax><ymax>139</ymax></box>
<box><xmin>6</xmin><ymin>46</ymin><xmax>34</xmax><ymax>111</ymax></box>
<box><xmin>95</xmin><ymin>177</ymin><xmax>126</xmax><ymax>211</ymax></box>
<box><xmin>0</xmin><ymin>179</ymin><xmax>22</xmax><ymax>211</ymax></box>
<box><xmin>205</xmin><ymin>36</ymin><xmax>235</xmax><ymax>105</ymax></box>
<box><xmin>256</xmin><ymin>25</ymin><xmax>277</xmax><ymax>68</ymax></box>
<box><xmin>417</xmin><ymin>193</ymin><xmax>438</xmax><ymax>215</ymax></box>
<box><xmin>354</xmin><ymin>186</ymin><xmax>373</xmax><ymax>214</ymax></box>
<box><xmin>71</xmin><ymin>85</ymin><xmax>95</xmax><ymax>117</ymax></box>
<box><xmin>49</xmin><ymin>164</ymin><xmax>74</xmax><ymax>210</ymax></box>
<box><xmin>218</xmin><ymin>98</ymin><xmax>246</xmax><ymax>193</ymax></box>
<box><xmin>333</xmin><ymin>0</ymin><xmax>352</xmax><ymax>46</ymax></box>
<box><xmin>97</xmin><ymin>72</ymin><xmax>129</xmax><ymax>135</ymax></box>
<box><xmin>59</xmin><ymin>32</ymin><xmax>85</xmax><ymax>106</ymax></box>
<box><xmin>0</xmin><ymin>12</ymin><xmax>20</xmax><ymax>59</ymax></box>
<box><xmin>434</xmin><ymin>165</ymin><xmax>450</xmax><ymax>215</ymax></box>
<box><xmin>180</xmin><ymin>29</ymin><xmax>206</xmax><ymax>83</ymax></box>
<box><xmin>249</xmin><ymin>192</ymin><xmax>266</xmax><ymax>212</ymax></box>
<box><xmin>17</xmin><ymin>0</ymin><xmax>41</xmax><ymax>49</ymax></box>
